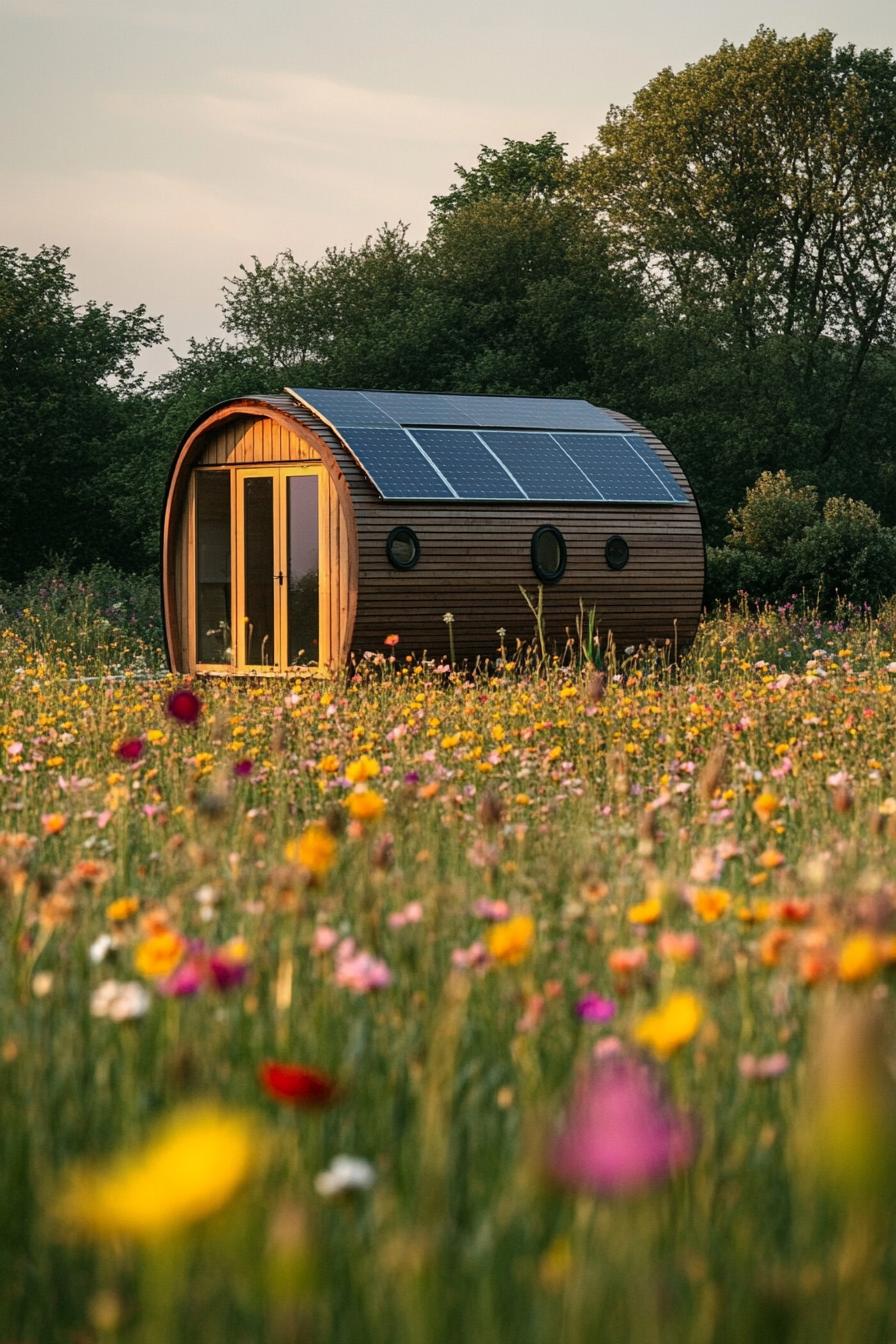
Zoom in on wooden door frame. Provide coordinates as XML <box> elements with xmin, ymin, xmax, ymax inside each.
<box><xmin>190</xmin><ymin>463</ymin><xmax>327</xmax><ymax>675</ymax></box>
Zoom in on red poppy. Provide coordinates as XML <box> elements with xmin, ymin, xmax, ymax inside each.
<box><xmin>116</xmin><ymin>737</ymin><xmax>144</xmax><ymax>762</ymax></box>
<box><xmin>233</xmin><ymin>759</ymin><xmax>253</xmax><ymax>777</ymax></box>
<box><xmin>167</xmin><ymin>688</ymin><xmax>202</xmax><ymax>725</ymax></box>
<box><xmin>259</xmin><ymin>1061</ymin><xmax>339</xmax><ymax>1108</ymax></box>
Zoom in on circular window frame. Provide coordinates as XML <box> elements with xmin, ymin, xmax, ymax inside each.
<box><xmin>530</xmin><ymin>525</ymin><xmax>567</xmax><ymax>584</ymax></box>
<box><xmin>605</xmin><ymin>535</ymin><xmax>630</xmax><ymax>571</ymax></box>
<box><xmin>385</xmin><ymin>525</ymin><xmax>421</xmax><ymax>571</ymax></box>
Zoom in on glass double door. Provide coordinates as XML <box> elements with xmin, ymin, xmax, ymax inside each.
<box><xmin>195</xmin><ymin>465</ymin><xmax>323</xmax><ymax>672</ymax></box>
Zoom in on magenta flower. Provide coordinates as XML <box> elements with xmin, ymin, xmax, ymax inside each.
<box><xmin>116</xmin><ymin>737</ymin><xmax>144</xmax><ymax>762</ymax></box>
<box><xmin>550</xmin><ymin>1057</ymin><xmax>698</xmax><ymax>1196</ymax></box>
<box><xmin>166</xmin><ymin>688</ymin><xmax>202</xmax><ymax>725</ymax></box>
<box><xmin>233</xmin><ymin>759</ymin><xmax>253</xmax><ymax>777</ymax></box>
<box><xmin>575</xmin><ymin>993</ymin><xmax>617</xmax><ymax>1023</ymax></box>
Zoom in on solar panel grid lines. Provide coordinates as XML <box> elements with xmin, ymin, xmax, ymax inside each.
<box><xmin>411</xmin><ymin>430</ymin><xmax>526</xmax><ymax>500</ymax></box>
<box><xmin>479</xmin><ymin>431</ymin><xmax>602</xmax><ymax>501</ymax></box>
<box><xmin>330</xmin><ymin>427</ymin><xmax>454</xmax><ymax>499</ymax></box>
<box><xmin>623</xmin><ymin>434</ymin><xmax>688</xmax><ymax>503</ymax></box>
<box><xmin>284</xmin><ymin>387</ymin><xmax>690</xmax><ymax>503</ymax></box>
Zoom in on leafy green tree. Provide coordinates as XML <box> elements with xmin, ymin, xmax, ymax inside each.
<box><xmin>574</xmin><ymin>28</ymin><xmax>896</xmax><ymax>540</ymax></box>
<box><xmin>430</xmin><ymin>132</ymin><xmax>570</xmax><ymax>219</ymax></box>
<box><xmin>0</xmin><ymin>245</ymin><xmax>163</xmax><ymax>577</ymax></box>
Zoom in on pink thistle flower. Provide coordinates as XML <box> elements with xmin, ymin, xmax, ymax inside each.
<box><xmin>550</xmin><ymin>1057</ymin><xmax>698</xmax><ymax>1196</ymax></box>
<box><xmin>575</xmin><ymin>993</ymin><xmax>617</xmax><ymax>1023</ymax></box>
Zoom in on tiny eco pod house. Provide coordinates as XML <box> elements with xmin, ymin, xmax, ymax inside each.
<box><xmin>161</xmin><ymin>387</ymin><xmax>704</xmax><ymax>673</ymax></box>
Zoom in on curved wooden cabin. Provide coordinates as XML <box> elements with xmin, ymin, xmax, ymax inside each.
<box><xmin>161</xmin><ymin>387</ymin><xmax>705</xmax><ymax>673</ymax></box>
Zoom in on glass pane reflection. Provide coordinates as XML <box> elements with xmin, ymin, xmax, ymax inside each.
<box><xmin>195</xmin><ymin>473</ymin><xmax>232</xmax><ymax>664</ymax></box>
<box><xmin>243</xmin><ymin>476</ymin><xmax>275</xmax><ymax>665</ymax></box>
<box><xmin>287</xmin><ymin>475</ymin><xmax>319</xmax><ymax>665</ymax></box>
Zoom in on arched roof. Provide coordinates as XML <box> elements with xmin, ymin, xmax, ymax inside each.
<box><xmin>284</xmin><ymin>387</ymin><xmax>687</xmax><ymax>506</ymax></box>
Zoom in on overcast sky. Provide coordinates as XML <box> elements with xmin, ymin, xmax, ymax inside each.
<box><xmin>2</xmin><ymin>0</ymin><xmax>893</xmax><ymax>374</ymax></box>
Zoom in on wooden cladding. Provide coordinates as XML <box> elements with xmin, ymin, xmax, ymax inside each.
<box><xmin>161</xmin><ymin>394</ymin><xmax>705</xmax><ymax>674</ymax></box>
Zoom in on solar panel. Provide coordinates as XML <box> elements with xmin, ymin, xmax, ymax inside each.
<box><xmin>447</xmin><ymin>396</ymin><xmax>621</xmax><ymax>432</ymax></box>
<box><xmin>553</xmin><ymin>433</ymin><xmax>687</xmax><ymax>503</ymax></box>
<box><xmin>365</xmin><ymin>392</ymin><xmax>479</xmax><ymax>427</ymax></box>
<box><xmin>411</xmin><ymin>430</ymin><xmax>526</xmax><ymax>500</ymax></box>
<box><xmin>481</xmin><ymin>432</ymin><xmax>602</xmax><ymax>501</ymax></box>
<box><xmin>336</xmin><ymin>428</ymin><xmax>455</xmax><ymax>499</ymax></box>
<box><xmin>287</xmin><ymin>388</ymin><xmax>397</xmax><ymax>428</ymax></box>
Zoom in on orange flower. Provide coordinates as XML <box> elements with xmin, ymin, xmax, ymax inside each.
<box><xmin>41</xmin><ymin>813</ymin><xmax>67</xmax><ymax>836</ymax></box>
<box><xmin>776</xmin><ymin>898</ymin><xmax>813</xmax><ymax>922</ymax></box>
<box><xmin>384</xmin><ymin>634</ymin><xmax>400</xmax><ymax>648</ymax></box>
<box><xmin>760</xmin><ymin>928</ymin><xmax>792</xmax><ymax>968</ymax></box>
<box><xmin>627</xmin><ymin>896</ymin><xmax>662</xmax><ymax>925</ymax></box>
<box><xmin>608</xmin><ymin>946</ymin><xmax>648</xmax><ymax>976</ymax></box>
<box><xmin>135</xmin><ymin>931</ymin><xmax>184</xmax><ymax>980</ymax></box>
<box><xmin>692</xmin><ymin>887</ymin><xmax>731</xmax><ymax>922</ymax></box>
<box><xmin>838</xmin><ymin>933</ymin><xmax>881</xmax><ymax>983</ymax></box>
<box><xmin>284</xmin><ymin>823</ymin><xmax>336</xmax><ymax>879</ymax></box>
<box><xmin>753</xmin><ymin>792</ymin><xmax>780</xmax><ymax>824</ymax></box>
<box><xmin>345</xmin><ymin>789</ymin><xmax>386</xmax><ymax>822</ymax></box>
<box><xmin>486</xmin><ymin>915</ymin><xmax>535</xmax><ymax>966</ymax></box>
<box><xmin>757</xmin><ymin>848</ymin><xmax>786</xmax><ymax>870</ymax></box>
<box><xmin>106</xmin><ymin>897</ymin><xmax>139</xmax><ymax>922</ymax></box>
<box><xmin>345</xmin><ymin>755</ymin><xmax>380</xmax><ymax>784</ymax></box>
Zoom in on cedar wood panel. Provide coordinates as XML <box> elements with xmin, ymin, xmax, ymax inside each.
<box><xmin>162</xmin><ymin>394</ymin><xmax>704</xmax><ymax>671</ymax></box>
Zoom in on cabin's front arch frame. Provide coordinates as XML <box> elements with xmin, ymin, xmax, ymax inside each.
<box><xmin>161</xmin><ymin>400</ymin><xmax>359</xmax><ymax>674</ymax></box>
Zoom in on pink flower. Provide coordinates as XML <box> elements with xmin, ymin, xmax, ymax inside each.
<box><xmin>335</xmin><ymin>947</ymin><xmax>392</xmax><ymax>993</ymax></box>
<box><xmin>738</xmin><ymin>1051</ymin><xmax>790</xmax><ymax>1081</ymax></box>
<box><xmin>550</xmin><ymin>1057</ymin><xmax>698</xmax><ymax>1196</ymax></box>
<box><xmin>575</xmin><ymin>993</ymin><xmax>617</xmax><ymax>1023</ymax></box>
<box><xmin>451</xmin><ymin>941</ymin><xmax>489</xmax><ymax>970</ymax></box>
<box><xmin>388</xmin><ymin>900</ymin><xmax>424</xmax><ymax>929</ymax></box>
<box><xmin>209</xmin><ymin>937</ymin><xmax>251</xmax><ymax>990</ymax></box>
<box><xmin>472</xmin><ymin>898</ymin><xmax>511</xmax><ymax>921</ymax></box>
<box><xmin>233</xmin><ymin>759</ymin><xmax>253</xmax><ymax>777</ymax></box>
<box><xmin>312</xmin><ymin>926</ymin><xmax>339</xmax><ymax>954</ymax></box>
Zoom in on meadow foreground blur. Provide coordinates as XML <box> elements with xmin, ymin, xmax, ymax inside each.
<box><xmin>2</xmin><ymin>599</ymin><xmax>896</xmax><ymax>1342</ymax></box>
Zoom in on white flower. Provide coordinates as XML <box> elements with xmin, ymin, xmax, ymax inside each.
<box><xmin>91</xmin><ymin>979</ymin><xmax>150</xmax><ymax>1022</ymax></box>
<box><xmin>314</xmin><ymin>1155</ymin><xmax>376</xmax><ymax>1198</ymax></box>
<box><xmin>89</xmin><ymin>933</ymin><xmax>114</xmax><ymax>964</ymax></box>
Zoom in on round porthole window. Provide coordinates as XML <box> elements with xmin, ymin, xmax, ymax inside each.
<box><xmin>386</xmin><ymin>526</ymin><xmax>420</xmax><ymax>570</ymax></box>
<box><xmin>605</xmin><ymin>535</ymin><xmax>630</xmax><ymax>571</ymax></box>
<box><xmin>531</xmin><ymin>525</ymin><xmax>567</xmax><ymax>583</ymax></box>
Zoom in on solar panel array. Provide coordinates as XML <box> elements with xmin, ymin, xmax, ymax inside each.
<box><xmin>285</xmin><ymin>387</ymin><xmax>688</xmax><ymax>504</ymax></box>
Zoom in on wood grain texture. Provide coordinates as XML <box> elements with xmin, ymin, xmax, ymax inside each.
<box><xmin>161</xmin><ymin>393</ymin><xmax>705</xmax><ymax>672</ymax></box>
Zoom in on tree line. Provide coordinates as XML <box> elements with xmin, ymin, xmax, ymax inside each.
<box><xmin>3</xmin><ymin>27</ymin><xmax>896</xmax><ymax>606</ymax></box>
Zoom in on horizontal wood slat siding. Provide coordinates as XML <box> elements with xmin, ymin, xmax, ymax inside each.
<box><xmin>268</xmin><ymin>396</ymin><xmax>705</xmax><ymax>662</ymax></box>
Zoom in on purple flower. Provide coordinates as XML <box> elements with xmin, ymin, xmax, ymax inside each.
<box><xmin>575</xmin><ymin>993</ymin><xmax>617</xmax><ymax>1024</ymax></box>
<box><xmin>550</xmin><ymin>1057</ymin><xmax>698</xmax><ymax>1196</ymax></box>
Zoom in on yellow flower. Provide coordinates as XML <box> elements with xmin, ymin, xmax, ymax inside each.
<box><xmin>692</xmin><ymin>887</ymin><xmax>731</xmax><ymax>922</ymax></box>
<box><xmin>284</xmin><ymin>822</ymin><xmax>336</xmax><ymax>878</ymax></box>
<box><xmin>57</xmin><ymin>1104</ymin><xmax>260</xmax><ymax>1241</ymax></box>
<box><xmin>134</xmin><ymin>931</ymin><xmax>184</xmax><ymax>979</ymax></box>
<box><xmin>486</xmin><ymin>914</ymin><xmax>535</xmax><ymax>966</ymax></box>
<box><xmin>106</xmin><ymin>896</ymin><xmax>139</xmax><ymax>922</ymax></box>
<box><xmin>146</xmin><ymin>729</ymin><xmax>165</xmax><ymax>744</ymax></box>
<box><xmin>634</xmin><ymin>991</ymin><xmax>704</xmax><ymax>1059</ymax></box>
<box><xmin>627</xmin><ymin>896</ymin><xmax>662</xmax><ymax>925</ymax></box>
<box><xmin>346</xmin><ymin>789</ymin><xmax>386</xmax><ymax>822</ymax></box>
<box><xmin>345</xmin><ymin>755</ymin><xmax>380</xmax><ymax>783</ymax></box>
<box><xmin>838</xmin><ymin>933</ymin><xmax>881</xmax><ymax>983</ymax></box>
<box><xmin>318</xmin><ymin>754</ymin><xmax>339</xmax><ymax>774</ymax></box>
<box><xmin>753</xmin><ymin>791</ymin><xmax>780</xmax><ymax>824</ymax></box>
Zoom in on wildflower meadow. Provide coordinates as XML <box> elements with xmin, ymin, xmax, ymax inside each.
<box><xmin>2</xmin><ymin>598</ymin><xmax>896</xmax><ymax>1342</ymax></box>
